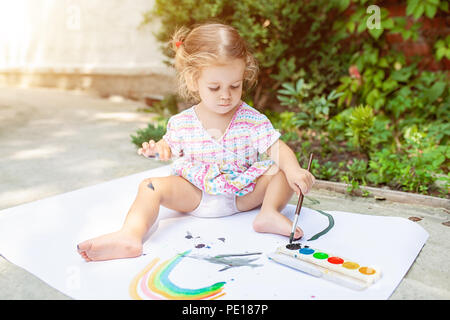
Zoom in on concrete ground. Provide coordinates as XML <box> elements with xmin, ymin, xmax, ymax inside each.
<box><xmin>0</xmin><ymin>86</ymin><xmax>449</xmax><ymax>300</ymax></box>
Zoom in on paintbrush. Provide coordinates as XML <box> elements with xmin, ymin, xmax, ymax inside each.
<box><xmin>289</xmin><ymin>153</ymin><xmax>314</xmax><ymax>244</ymax></box>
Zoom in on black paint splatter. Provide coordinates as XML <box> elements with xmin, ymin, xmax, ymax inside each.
<box><xmin>286</xmin><ymin>243</ymin><xmax>301</xmax><ymax>250</ymax></box>
<box><xmin>147</xmin><ymin>182</ymin><xmax>155</xmax><ymax>190</ymax></box>
<box><xmin>218</xmin><ymin>238</ymin><xmax>225</xmax><ymax>242</ymax></box>
<box><xmin>195</xmin><ymin>244</ymin><xmax>205</xmax><ymax>248</ymax></box>
<box><xmin>185</xmin><ymin>231</ymin><xmax>193</xmax><ymax>239</ymax></box>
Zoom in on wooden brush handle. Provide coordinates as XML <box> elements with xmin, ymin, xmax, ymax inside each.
<box><xmin>294</xmin><ymin>153</ymin><xmax>314</xmax><ymax>216</ymax></box>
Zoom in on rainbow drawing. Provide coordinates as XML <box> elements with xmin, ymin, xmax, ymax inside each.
<box><xmin>129</xmin><ymin>250</ymin><xmax>226</xmax><ymax>300</ymax></box>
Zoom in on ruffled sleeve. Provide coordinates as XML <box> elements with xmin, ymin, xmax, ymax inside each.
<box><xmin>250</xmin><ymin>114</ymin><xmax>281</xmax><ymax>155</ymax></box>
<box><xmin>162</xmin><ymin>116</ymin><xmax>183</xmax><ymax>155</ymax></box>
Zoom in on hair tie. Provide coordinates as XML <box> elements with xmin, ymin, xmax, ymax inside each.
<box><xmin>175</xmin><ymin>41</ymin><xmax>183</xmax><ymax>48</ymax></box>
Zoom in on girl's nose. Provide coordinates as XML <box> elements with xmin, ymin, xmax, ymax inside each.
<box><xmin>220</xmin><ymin>88</ymin><xmax>231</xmax><ymax>100</ymax></box>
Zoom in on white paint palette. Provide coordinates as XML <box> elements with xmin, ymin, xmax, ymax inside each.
<box><xmin>268</xmin><ymin>244</ymin><xmax>382</xmax><ymax>291</ymax></box>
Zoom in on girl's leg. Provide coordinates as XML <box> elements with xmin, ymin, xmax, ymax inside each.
<box><xmin>77</xmin><ymin>175</ymin><xmax>201</xmax><ymax>262</ymax></box>
<box><xmin>236</xmin><ymin>165</ymin><xmax>303</xmax><ymax>239</ymax></box>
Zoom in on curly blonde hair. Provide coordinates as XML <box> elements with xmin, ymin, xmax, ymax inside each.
<box><xmin>171</xmin><ymin>23</ymin><xmax>259</xmax><ymax>103</ymax></box>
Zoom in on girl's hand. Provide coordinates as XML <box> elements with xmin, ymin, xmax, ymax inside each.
<box><xmin>286</xmin><ymin>167</ymin><xmax>316</xmax><ymax>196</ymax></box>
<box><xmin>137</xmin><ymin>139</ymin><xmax>172</xmax><ymax>161</ymax></box>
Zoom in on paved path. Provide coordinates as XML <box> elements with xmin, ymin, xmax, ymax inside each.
<box><xmin>0</xmin><ymin>86</ymin><xmax>448</xmax><ymax>299</ymax></box>
<box><xmin>0</xmin><ymin>86</ymin><xmax>161</xmax><ymax>210</ymax></box>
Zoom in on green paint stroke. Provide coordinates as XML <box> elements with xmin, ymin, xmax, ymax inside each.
<box><xmin>307</xmin><ymin>209</ymin><xmax>335</xmax><ymax>241</ymax></box>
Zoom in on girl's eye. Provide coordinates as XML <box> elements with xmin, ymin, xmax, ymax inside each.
<box><xmin>208</xmin><ymin>84</ymin><xmax>241</xmax><ymax>91</ymax></box>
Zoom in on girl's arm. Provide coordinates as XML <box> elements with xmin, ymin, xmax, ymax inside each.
<box><xmin>266</xmin><ymin>139</ymin><xmax>300</xmax><ymax>174</ymax></box>
<box><xmin>266</xmin><ymin>139</ymin><xmax>315</xmax><ymax>195</ymax></box>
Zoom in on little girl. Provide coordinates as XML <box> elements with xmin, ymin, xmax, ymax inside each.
<box><xmin>77</xmin><ymin>23</ymin><xmax>315</xmax><ymax>262</ymax></box>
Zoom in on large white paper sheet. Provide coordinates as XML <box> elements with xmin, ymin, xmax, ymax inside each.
<box><xmin>0</xmin><ymin>165</ymin><xmax>428</xmax><ymax>299</ymax></box>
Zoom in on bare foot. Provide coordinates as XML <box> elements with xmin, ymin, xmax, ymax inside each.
<box><xmin>253</xmin><ymin>208</ymin><xmax>303</xmax><ymax>240</ymax></box>
<box><xmin>77</xmin><ymin>230</ymin><xmax>143</xmax><ymax>262</ymax></box>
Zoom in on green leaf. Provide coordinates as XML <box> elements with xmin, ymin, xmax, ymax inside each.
<box><xmin>406</xmin><ymin>0</ymin><xmax>420</xmax><ymax>16</ymax></box>
<box><xmin>413</xmin><ymin>3</ymin><xmax>425</xmax><ymax>19</ymax></box>
<box><xmin>377</xmin><ymin>57</ymin><xmax>389</xmax><ymax>68</ymax></box>
<box><xmin>402</xmin><ymin>29</ymin><xmax>412</xmax><ymax>40</ymax></box>
<box><xmin>281</xmin><ymin>83</ymin><xmax>296</xmax><ymax>94</ymax></box>
<box><xmin>391</xmin><ymin>65</ymin><xmax>415</xmax><ymax>82</ymax></box>
<box><xmin>424</xmin><ymin>3</ymin><xmax>438</xmax><ymax>18</ymax></box>
<box><xmin>382</xmin><ymin>79</ymin><xmax>399</xmax><ymax>92</ymax></box>
<box><xmin>337</xmin><ymin>0</ymin><xmax>350</xmax><ymax>11</ymax></box>
<box><xmin>327</xmin><ymin>90</ymin><xmax>344</xmax><ymax>101</ymax></box>
<box><xmin>357</xmin><ymin>20</ymin><xmax>367</xmax><ymax>33</ymax></box>
<box><xmin>368</xmin><ymin>27</ymin><xmax>383</xmax><ymax>40</ymax></box>
<box><xmin>374</xmin><ymin>97</ymin><xmax>385</xmax><ymax>110</ymax></box>
<box><xmin>347</xmin><ymin>21</ymin><xmax>355</xmax><ymax>33</ymax></box>
<box><xmin>296</xmin><ymin>79</ymin><xmax>305</xmax><ymax>92</ymax></box>
<box><xmin>431</xmin><ymin>154</ymin><xmax>445</xmax><ymax>167</ymax></box>
<box><xmin>425</xmin><ymin>82</ymin><xmax>446</xmax><ymax>103</ymax></box>
<box><xmin>382</xmin><ymin>18</ymin><xmax>395</xmax><ymax>29</ymax></box>
<box><xmin>278</xmin><ymin>89</ymin><xmax>295</xmax><ymax>95</ymax></box>
<box><xmin>366</xmin><ymin>89</ymin><xmax>380</xmax><ymax>106</ymax></box>
<box><xmin>435</xmin><ymin>39</ymin><xmax>445</xmax><ymax>48</ymax></box>
<box><xmin>436</xmin><ymin>47</ymin><xmax>446</xmax><ymax>60</ymax></box>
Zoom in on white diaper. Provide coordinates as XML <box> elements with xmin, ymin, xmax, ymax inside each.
<box><xmin>189</xmin><ymin>191</ymin><xmax>241</xmax><ymax>218</ymax></box>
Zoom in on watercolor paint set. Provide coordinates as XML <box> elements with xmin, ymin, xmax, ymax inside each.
<box><xmin>267</xmin><ymin>243</ymin><xmax>382</xmax><ymax>291</ymax></box>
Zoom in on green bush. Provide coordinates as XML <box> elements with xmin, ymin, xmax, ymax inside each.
<box><xmin>136</xmin><ymin>0</ymin><xmax>449</xmax><ymax>197</ymax></box>
<box><xmin>277</xmin><ymin>78</ymin><xmax>343</xmax><ymax>133</ymax></box>
<box><xmin>130</xmin><ymin>120</ymin><xmax>168</xmax><ymax>149</ymax></box>
<box><xmin>368</xmin><ymin>125</ymin><xmax>448</xmax><ymax>193</ymax></box>
<box><xmin>141</xmin><ymin>0</ymin><xmax>351</xmax><ymax>107</ymax></box>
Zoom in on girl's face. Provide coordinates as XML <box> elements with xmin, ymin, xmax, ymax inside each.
<box><xmin>195</xmin><ymin>59</ymin><xmax>245</xmax><ymax>115</ymax></box>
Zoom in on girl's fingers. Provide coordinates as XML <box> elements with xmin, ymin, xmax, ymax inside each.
<box><xmin>307</xmin><ymin>173</ymin><xmax>313</xmax><ymax>187</ymax></box>
<box><xmin>297</xmin><ymin>180</ymin><xmax>309</xmax><ymax>195</ymax></box>
<box><xmin>291</xmin><ymin>182</ymin><xmax>302</xmax><ymax>196</ymax></box>
<box><xmin>156</xmin><ymin>144</ymin><xmax>167</xmax><ymax>161</ymax></box>
<box><xmin>155</xmin><ymin>144</ymin><xmax>162</xmax><ymax>160</ymax></box>
<box><xmin>145</xmin><ymin>149</ymin><xmax>153</xmax><ymax>157</ymax></box>
<box><xmin>162</xmin><ymin>147</ymin><xmax>171</xmax><ymax>161</ymax></box>
<box><xmin>139</xmin><ymin>147</ymin><xmax>151</xmax><ymax>157</ymax></box>
<box><xmin>140</xmin><ymin>142</ymin><xmax>149</xmax><ymax>155</ymax></box>
<box><xmin>303</xmin><ymin>171</ymin><xmax>313</xmax><ymax>187</ymax></box>
<box><xmin>300</xmin><ymin>172</ymin><xmax>315</xmax><ymax>192</ymax></box>
<box><xmin>141</xmin><ymin>140</ymin><xmax>173</xmax><ymax>160</ymax></box>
